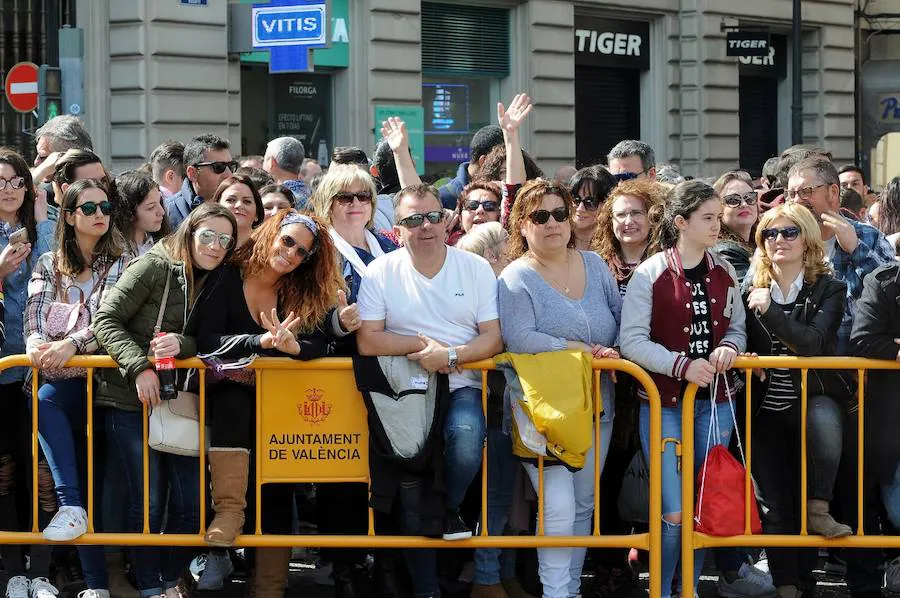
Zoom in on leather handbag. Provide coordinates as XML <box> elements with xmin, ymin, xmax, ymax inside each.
<box><xmin>147</xmin><ymin>275</ymin><xmax>202</xmax><ymax>457</ymax></box>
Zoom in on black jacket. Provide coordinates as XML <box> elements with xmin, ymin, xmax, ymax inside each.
<box><xmin>744</xmin><ymin>274</ymin><xmax>853</xmax><ymax>406</ymax></box>
<box><xmin>850</xmin><ymin>263</ymin><xmax>900</xmax><ymax>483</ymax></box>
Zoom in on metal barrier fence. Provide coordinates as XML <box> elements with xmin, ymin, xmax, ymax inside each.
<box><xmin>0</xmin><ymin>354</ymin><xmax>662</xmax><ymax>598</ymax></box>
<box><xmin>679</xmin><ymin>356</ymin><xmax>900</xmax><ymax>598</ymax></box>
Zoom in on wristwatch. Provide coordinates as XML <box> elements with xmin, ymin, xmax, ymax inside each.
<box><xmin>447</xmin><ymin>346</ymin><xmax>458</xmax><ymax>369</ymax></box>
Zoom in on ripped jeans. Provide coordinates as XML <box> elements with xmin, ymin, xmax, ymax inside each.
<box><xmin>639</xmin><ymin>399</ymin><xmax>734</xmax><ymax>598</ymax></box>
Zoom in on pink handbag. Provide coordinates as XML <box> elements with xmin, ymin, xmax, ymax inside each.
<box><xmin>42</xmin><ymin>262</ymin><xmax>112</xmax><ymax>380</ymax></box>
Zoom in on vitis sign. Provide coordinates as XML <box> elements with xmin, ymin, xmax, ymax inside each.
<box><xmin>574</xmin><ymin>16</ymin><xmax>650</xmax><ymax>70</ymax></box>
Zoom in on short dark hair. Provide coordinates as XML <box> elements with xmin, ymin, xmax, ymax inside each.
<box><xmin>53</xmin><ymin>148</ymin><xmax>106</xmax><ymax>186</ymax></box>
<box><xmin>569</xmin><ymin>165</ymin><xmax>617</xmax><ymax>203</ymax></box>
<box><xmin>470</xmin><ymin>125</ymin><xmax>503</xmax><ymax>163</ymax></box>
<box><xmin>607</xmin><ymin>140</ymin><xmax>656</xmax><ymax>172</ymax></box>
<box><xmin>761</xmin><ymin>157</ymin><xmax>779</xmax><ymax>184</ymax></box>
<box><xmin>392</xmin><ymin>183</ymin><xmax>441</xmax><ymax>220</ymax></box>
<box><xmin>234</xmin><ymin>166</ymin><xmax>274</xmax><ymax>191</ymax></box>
<box><xmin>838</xmin><ymin>164</ymin><xmax>866</xmax><ymax>183</ymax></box>
<box><xmin>840</xmin><ymin>187</ymin><xmax>864</xmax><ymax>215</ymax></box>
<box><xmin>331</xmin><ymin>146</ymin><xmax>369</xmax><ymax>167</ymax></box>
<box><xmin>776</xmin><ymin>145</ymin><xmax>832</xmax><ymax>188</ymax></box>
<box><xmin>787</xmin><ymin>156</ymin><xmax>839</xmax><ymax>188</ymax></box>
<box><xmin>35</xmin><ymin>115</ymin><xmax>93</xmax><ymax>152</ymax></box>
<box><xmin>149</xmin><ymin>140</ymin><xmax>185</xmax><ymax>183</ymax></box>
<box><xmin>478</xmin><ymin>145</ymin><xmax>544</xmax><ymax>181</ymax></box>
<box><xmin>183</xmin><ymin>133</ymin><xmax>230</xmax><ymax>168</ymax></box>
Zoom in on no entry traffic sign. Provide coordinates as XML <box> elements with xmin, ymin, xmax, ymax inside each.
<box><xmin>4</xmin><ymin>62</ymin><xmax>39</xmax><ymax>113</ymax></box>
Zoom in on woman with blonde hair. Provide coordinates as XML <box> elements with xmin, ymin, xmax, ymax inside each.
<box><xmin>744</xmin><ymin>203</ymin><xmax>852</xmax><ymax>598</ymax></box>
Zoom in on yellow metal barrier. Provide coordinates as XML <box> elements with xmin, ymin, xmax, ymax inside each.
<box><xmin>0</xmin><ymin>354</ymin><xmax>663</xmax><ymax>598</ymax></box>
<box><xmin>680</xmin><ymin>356</ymin><xmax>900</xmax><ymax>598</ymax></box>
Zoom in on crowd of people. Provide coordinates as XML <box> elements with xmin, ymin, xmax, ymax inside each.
<box><xmin>1</xmin><ymin>96</ymin><xmax>900</xmax><ymax>598</ymax></box>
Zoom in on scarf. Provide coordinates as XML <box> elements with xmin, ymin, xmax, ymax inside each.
<box><xmin>329</xmin><ymin>227</ymin><xmax>386</xmax><ymax>276</ymax></box>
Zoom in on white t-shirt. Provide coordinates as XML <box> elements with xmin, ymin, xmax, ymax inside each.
<box><xmin>357</xmin><ymin>246</ymin><xmax>499</xmax><ymax>390</ymax></box>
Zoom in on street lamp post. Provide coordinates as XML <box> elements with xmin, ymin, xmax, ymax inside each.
<box><xmin>792</xmin><ymin>0</ymin><xmax>803</xmax><ymax>144</ymax></box>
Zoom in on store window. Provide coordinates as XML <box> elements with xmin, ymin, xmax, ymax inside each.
<box><xmin>738</xmin><ymin>35</ymin><xmax>787</xmax><ymax>178</ymax></box>
<box><xmin>421</xmin><ymin>2</ymin><xmax>509</xmax><ymax>177</ymax></box>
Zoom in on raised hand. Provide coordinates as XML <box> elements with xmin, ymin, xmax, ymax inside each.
<box><xmin>381</xmin><ymin>117</ymin><xmax>409</xmax><ymax>154</ymax></box>
<box><xmin>497</xmin><ymin>93</ymin><xmax>533</xmax><ymax>136</ymax></box>
<box><xmin>260</xmin><ymin>308</ymin><xmax>303</xmax><ymax>355</ymax></box>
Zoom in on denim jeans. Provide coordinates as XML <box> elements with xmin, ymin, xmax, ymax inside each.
<box><xmin>472</xmin><ymin>427</ymin><xmax>518</xmax><ymax>586</ymax></box>
<box><xmin>753</xmin><ymin>396</ymin><xmax>843</xmax><ymax>589</ymax></box>
<box><xmin>105</xmin><ymin>408</ymin><xmax>200</xmax><ymax>598</ymax></box>
<box><xmin>33</xmin><ymin>378</ymin><xmax>108</xmax><ymax>589</ymax></box>
<box><xmin>881</xmin><ymin>462</ymin><xmax>900</xmax><ymax>530</ymax></box>
<box><xmin>444</xmin><ymin>386</ymin><xmax>486</xmax><ymax>511</ymax></box>
<box><xmin>639</xmin><ymin>398</ymin><xmax>734</xmax><ymax>598</ymax></box>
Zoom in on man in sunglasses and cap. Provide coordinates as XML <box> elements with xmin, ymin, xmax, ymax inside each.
<box><xmin>165</xmin><ymin>133</ymin><xmax>236</xmax><ymax>230</ymax></box>
<box><xmin>356</xmin><ymin>182</ymin><xmax>502</xmax><ymax>594</ymax></box>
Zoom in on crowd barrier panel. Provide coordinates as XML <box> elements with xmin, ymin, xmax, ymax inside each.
<box><xmin>679</xmin><ymin>356</ymin><xmax>900</xmax><ymax>598</ymax></box>
<box><xmin>0</xmin><ymin>355</ymin><xmax>662</xmax><ymax>598</ymax></box>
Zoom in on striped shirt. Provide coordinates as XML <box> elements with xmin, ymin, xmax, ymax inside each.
<box><xmin>760</xmin><ymin>301</ymin><xmax>798</xmax><ymax>412</ymax></box>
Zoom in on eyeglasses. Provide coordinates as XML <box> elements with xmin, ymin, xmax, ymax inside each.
<box><xmin>529</xmin><ymin>207</ymin><xmax>569</xmax><ymax>225</ymax></box>
<box><xmin>194</xmin><ymin>160</ymin><xmax>238</xmax><ymax>175</ymax></box>
<box><xmin>278</xmin><ymin>234</ymin><xmax>314</xmax><ymax>261</ymax></box>
<box><xmin>723</xmin><ymin>192</ymin><xmax>758</xmax><ymax>208</ymax></box>
<box><xmin>0</xmin><ymin>176</ymin><xmax>25</xmax><ymax>191</ymax></box>
<box><xmin>761</xmin><ymin>225</ymin><xmax>801</xmax><ymax>242</ymax></box>
<box><xmin>68</xmin><ymin>201</ymin><xmax>113</xmax><ymax>217</ymax></box>
<box><xmin>612</xmin><ymin>209</ymin><xmax>647</xmax><ymax>222</ymax></box>
<box><xmin>612</xmin><ymin>171</ymin><xmax>642</xmax><ymax>182</ymax></box>
<box><xmin>463</xmin><ymin>200</ymin><xmax>499</xmax><ymax>212</ymax></box>
<box><xmin>398</xmin><ymin>210</ymin><xmax>444</xmax><ymax>229</ymax></box>
<box><xmin>194</xmin><ymin>228</ymin><xmax>234</xmax><ymax>250</ymax></box>
<box><xmin>333</xmin><ymin>191</ymin><xmax>373</xmax><ymax>205</ymax></box>
<box><xmin>573</xmin><ymin>196</ymin><xmax>601</xmax><ymax>211</ymax></box>
<box><xmin>785</xmin><ymin>184</ymin><xmax>827</xmax><ymax>201</ymax></box>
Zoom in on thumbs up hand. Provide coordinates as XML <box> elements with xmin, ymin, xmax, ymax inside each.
<box><xmin>337</xmin><ymin>289</ymin><xmax>361</xmax><ymax>333</ymax></box>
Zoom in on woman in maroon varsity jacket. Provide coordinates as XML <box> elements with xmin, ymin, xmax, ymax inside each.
<box><xmin>620</xmin><ymin>180</ymin><xmax>747</xmax><ymax>598</ymax></box>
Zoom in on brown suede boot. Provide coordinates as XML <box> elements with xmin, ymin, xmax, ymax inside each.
<box><xmin>106</xmin><ymin>552</ymin><xmax>139</xmax><ymax>598</ymax></box>
<box><xmin>807</xmin><ymin>499</ymin><xmax>852</xmax><ymax>538</ymax></box>
<box><xmin>205</xmin><ymin>450</ymin><xmax>250</xmax><ymax>547</ymax></box>
<box><xmin>252</xmin><ymin>547</ymin><xmax>291</xmax><ymax>598</ymax></box>
<box><xmin>470</xmin><ymin>584</ymin><xmax>509</xmax><ymax>598</ymax></box>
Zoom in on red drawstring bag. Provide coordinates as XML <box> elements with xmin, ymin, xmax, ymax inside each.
<box><xmin>695</xmin><ymin>375</ymin><xmax>762</xmax><ymax>537</ymax></box>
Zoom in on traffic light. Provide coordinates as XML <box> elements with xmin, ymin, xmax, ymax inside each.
<box><xmin>37</xmin><ymin>65</ymin><xmax>61</xmax><ymax>125</ymax></box>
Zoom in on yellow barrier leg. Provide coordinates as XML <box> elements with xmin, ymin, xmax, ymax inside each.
<box><xmin>86</xmin><ymin>369</ymin><xmax>95</xmax><ymax>533</ymax></box>
<box><xmin>681</xmin><ymin>387</ymin><xmax>696</xmax><ymax>598</ymax></box>
<box><xmin>31</xmin><ymin>369</ymin><xmax>39</xmax><ymax>533</ymax></box>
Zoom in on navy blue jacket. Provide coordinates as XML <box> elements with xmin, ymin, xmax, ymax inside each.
<box><xmin>437</xmin><ymin>161</ymin><xmax>471</xmax><ymax>209</ymax></box>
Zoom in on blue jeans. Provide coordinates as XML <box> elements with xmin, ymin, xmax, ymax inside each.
<box><xmin>639</xmin><ymin>399</ymin><xmax>734</xmax><ymax>598</ymax></box>
<box><xmin>882</xmin><ymin>462</ymin><xmax>900</xmax><ymax>530</ymax></box>
<box><xmin>443</xmin><ymin>386</ymin><xmax>486</xmax><ymax>512</ymax></box>
<box><xmin>473</xmin><ymin>427</ymin><xmax>518</xmax><ymax>585</ymax></box>
<box><xmin>105</xmin><ymin>408</ymin><xmax>200</xmax><ymax>598</ymax></box>
<box><xmin>33</xmin><ymin>378</ymin><xmax>108</xmax><ymax>589</ymax></box>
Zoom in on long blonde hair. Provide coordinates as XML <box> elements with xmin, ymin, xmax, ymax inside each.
<box><xmin>751</xmin><ymin>203</ymin><xmax>831</xmax><ymax>290</ymax></box>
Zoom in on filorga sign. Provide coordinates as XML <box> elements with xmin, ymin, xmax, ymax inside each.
<box><xmin>574</xmin><ymin>16</ymin><xmax>650</xmax><ymax>70</ymax></box>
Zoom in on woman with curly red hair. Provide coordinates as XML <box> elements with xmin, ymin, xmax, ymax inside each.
<box><xmin>194</xmin><ymin>209</ymin><xmax>344</xmax><ymax>598</ymax></box>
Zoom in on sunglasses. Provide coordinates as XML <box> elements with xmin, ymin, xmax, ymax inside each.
<box><xmin>785</xmin><ymin>184</ymin><xmax>827</xmax><ymax>201</ymax></box>
<box><xmin>398</xmin><ymin>210</ymin><xmax>444</xmax><ymax>229</ymax></box>
<box><xmin>612</xmin><ymin>172</ymin><xmax>641</xmax><ymax>182</ymax></box>
<box><xmin>463</xmin><ymin>200</ymin><xmax>499</xmax><ymax>212</ymax></box>
<box><xmin>0</xmin><ymin>176</ymin><xmax>25</xmax><ymax>191</ymax></box>
<box><xmin>68</xmin><ymin>201</ymin><xmax>113</xmax><ymax>217</ymax></box>
<box><xmin>723</xmin><ymin>192</ymin><xmax>758</xmax><ymax>208</ymax></box>
<box><xmin>761</xmin><ymin>225</ymin><xmax>801</xmax><ymax>242</ymax></box>
<box><xmin>529</xmin><ymin>207</ymin><xmax>569</xmax><ymax>225</ymax></box>
<box><xmin>573</xmin><ymin>196</ymin><xmax>600</xmax><ymax>211</ymax></box>
<box><xmin>278</xmin><ymin>234</ymin><xmax>314</xmax><ymax>260</ymax></box>
<box><xmin>194</xmin><ymin>160</ymin><xmax>238</xmax><ymax>175</ymax></box>
<box><xmin>194</xmin><ymin>228</ymin><xmax>234</xmax><ymax>250</ymax></box>
<box><xmin>333</xmin><ymin>191</ymin><xmax>373</xmax><ymax>205</ymax></box>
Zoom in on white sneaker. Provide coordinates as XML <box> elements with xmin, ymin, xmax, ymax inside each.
<box><xmin>5</xmin><ymin>576</ymin><xmax>29</xmax><ymax>598</ymax></box>
<box><xmin>716</xmin><ymin>563</ymin><xmax>776</xmax><ymax>598</ymax></box>
<box><xmin>28</xmin><ymin>578</ymin><xmax>58</xmax><ymax>598</ymax></box>
<box><xmin>76</xmin><ymin>590</ymin><xmax>109</xmax><ymax>598</ymax></box>
<box><xmin>42</xmin><ymin>505</ymin><xmax>88</xmax><ymax>541</ymax></box>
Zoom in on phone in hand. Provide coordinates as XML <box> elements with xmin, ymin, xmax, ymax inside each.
<box><xmin>8</xmin><ymin>228</ymin><xmax>28</xmax><ymax>246</ymax></box>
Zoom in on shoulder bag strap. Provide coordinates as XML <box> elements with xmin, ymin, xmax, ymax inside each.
<box><xmin>154</xmin><ymin>273</ymin><xmax>172</xmax><ymax>336</ymax></box>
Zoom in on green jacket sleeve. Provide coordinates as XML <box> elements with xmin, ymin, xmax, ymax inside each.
<box><xmin>92</xmin><ymin>258</ymin><xmax>162</xmax><ymax>382</ymax></box>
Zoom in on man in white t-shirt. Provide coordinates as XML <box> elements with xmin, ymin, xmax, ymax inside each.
<box><xmin>357</xmin><ymin>184</ymin><xmax>501</xmax><ymax>556</ymax></box>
